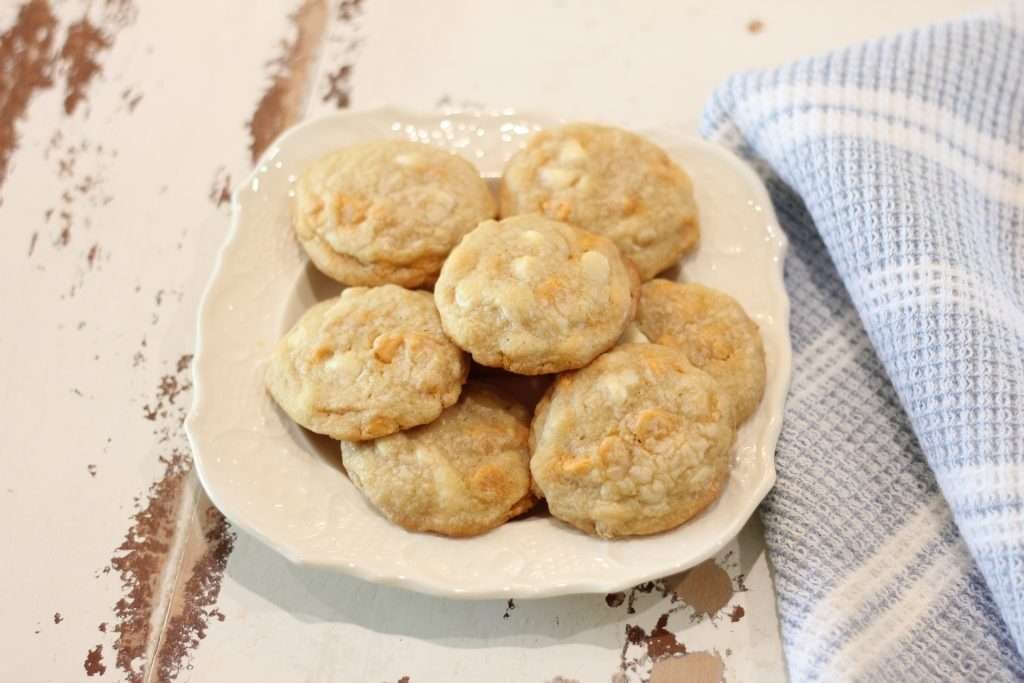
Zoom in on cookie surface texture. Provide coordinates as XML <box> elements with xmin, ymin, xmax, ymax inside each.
<box><xmin>265</xmin><ymin>285</ymin><xmax>468</xmax><ymax>441</ymax></box>
<box><xmin>341</xmin><ymin>383</ymin><xmax>534</xmax><ymax>537</ymax></box>
<box><xmin>500</xmin><ymin>123</ymin><xmax>698</xmax><ymax>280</ymax></box>
<box><xmin>530</xmin><ymin>343</ymin><xmax>735</xmax><ymax>538</ymax></box>
<box><xmin>636</xmin><ymin>279</ymin><xmax>765</xmax><ymax>425</ymax></box>
<box><xmin>293</xmin><ymin>140</ymin><xmax>495</xmax><ymax>287</ymax></box>
<box><xmin>434</xmin><ymin>214</ymin><xmax>639</xmax><ymax>375</ymax></box>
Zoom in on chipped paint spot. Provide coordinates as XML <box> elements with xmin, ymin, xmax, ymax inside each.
<box><xmin>121</xmin><ymin>86</ymin><xmax>143</xmax><ymax>112</ymax></box>
<box><xmin>84</xmin><ymin>644</ymin><xmax>107</xmax><ymax>676</ymax></box>
<box><xmin>728</xmin><ymin>605</ymin><xmax>744</xmax><ymax>623</ymax></box>
<box><xmin>322</xmin><ymin>64</ymin><xmax>352</xmax><ymax>108</ymax></box>
<box><xmin>645</xmin><ymin>614</ymin><xmax>686</xmax><ymax>660</ymax></box>
<box><xmin>88</xmin><ymin>464</ymin><xmax>98</xmax><ymax>477</ymax></box>
<box><xmin>142</xmin><ymin>363</ymin><xmax>192</xmax><ymax>421</ymax></box>
<box><xmin>747</xmin><ymin>19</ymin><xmax>764</xmax><ymax>34</ymax></box>
<box><xmin>669</xmin><ymin>561</ymin><xmax>733</xmax><ymax>618</ymax></box>
<box><xmin>58</xmin><ymin>18</ymin><xmax>111</xmax><ymax>115</ymax></box>
<box><xmin>649</xmin><ymin>651</ymin><xmax>725</xmax><ymax>683</ymax></box>
<box><xmin>56</xmin><ymin>223</ymin><xmax>71</xmax><ymax>246</ymax></box>
<box><xmin>208</xmin><ymin>167</ymin><xmax>232</xmax><ymax>208</ymax></box>
<box><xmin>248</xmin><ymin>0</ymin><xmax>329</xmax><ymax>162</ymax></box>
<box><xmin>54</xmin><ymin>612</ymin><xmax>63</xmax><ymax>624</ymax></box>
<box><xmin>605</xmin><ymin>592</ymin><xmax>626</xmax><ymax>607</ymax></box>
<box><xmin>623</xmin><ymin>580</ymin><xmax>670</xmax><ymax>615</ymax></box>
<box><xmin>176</xmin><ymin>353</ymin><xmax>193</xmax><ymax>373</ymax></box>
<box><xmin>502</xmin><ymin>598</ymin><xmax>516</xmax><ymax>619</ymax></box>
<box><xmin>337</xmin><ymin>0</ymin><xmax>363</xmax><ymax>21</ymax></box>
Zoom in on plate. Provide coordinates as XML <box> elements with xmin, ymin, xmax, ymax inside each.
<box><xmin>186</xmin><ymin>107</ymin><xmax>791</xmax><ymax>598</ymax></box>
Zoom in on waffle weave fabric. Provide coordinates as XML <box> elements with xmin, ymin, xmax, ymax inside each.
<box><xmin>701</xmin><ymin>5</ymin><xmax>1024</xmax><ymax>680</ymax></box>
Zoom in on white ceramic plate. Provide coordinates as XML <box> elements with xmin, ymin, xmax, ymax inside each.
<box><xmin>187</xmin><ymin>108</ymin><xmax>791</xmax><ymax>599</ymax></box>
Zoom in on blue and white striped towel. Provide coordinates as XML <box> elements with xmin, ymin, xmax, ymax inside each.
<box><xmin>701</xmin><ymin>5</ymin><xmax>1024</xmax><ymax>681</ymax></box>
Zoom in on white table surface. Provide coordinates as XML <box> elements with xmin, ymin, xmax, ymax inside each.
<box><xmin>0</xmin><ymin>1</ymin><xmax>988</xmax><ymax>681</ymax></box>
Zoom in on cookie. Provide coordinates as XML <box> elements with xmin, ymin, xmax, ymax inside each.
<box><xmin>340</xmin><ymin>383</ymin><xmax>534</xmax><ymax>537</ymax></box>
<box><xmin>635</xmin><ymin>280</ymin><xmax>765</xmax><ymax>425</ymax></box>
<box><xmin>293</xmin><ymin>140</ymin><xmax>495</xmax><ymax>288</ymax></box>
<box><xmin>500</xmin><ymin>123</ymin><xmax>698</xmax><ymax>280</ymax></box>
<box><xmin>265</xmin><ymin>285</ymin><xmax>468</xmax><ymax>441</ymax></box>
<box><xmin>530</xmin><ymin>343</ymin><xmax>735</xmax><ymax>538</ymax></box>
<box><xmin>434</xmin><ymin>215</ymin><xmax>639</xmax><ymax>375</ymax></box>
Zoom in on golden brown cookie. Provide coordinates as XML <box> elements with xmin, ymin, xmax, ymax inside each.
<box><xmin>434</xmin><ymin>215</ymin><xmax>639</xmax><ymax>375</ymax></box>
<box><xmin>293</xmin><ymin>140</ymin><xmax>495</xmax><ymax>287</ymax></box>
<box><xmin>530</xmin><ymin>343</ymin><xmax>735</xmax><ymax>538</ymax></box>
<box><xmin>500</xmin><ymin>123</ymin><xmax>698</xmax><ymax>280</ymax></box>
<box><xmin>340</xmin><ymin>383</ymin><xmax>534</xmax><ymax>537</ymax></box>
<box><xmin>636</xmin><ymin>280</ymin><xmax>765</xmax><ymax>425</ymax></box>
<box><xmin>265</xmin><ymin>285</ymin><xmax>468</xmax><ymax>441</ymax></box>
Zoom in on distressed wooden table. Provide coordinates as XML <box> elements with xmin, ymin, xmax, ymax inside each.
<box><xmin>1</xmin><ymin>1</ymin><xmax>984</xmax><ymax>681</ymax></box>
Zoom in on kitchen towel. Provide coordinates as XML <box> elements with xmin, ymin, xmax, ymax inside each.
<box><xmin>701</xmin><ymin>4</ymin><xmax>1024</xmax><ymax>681</ymax></box>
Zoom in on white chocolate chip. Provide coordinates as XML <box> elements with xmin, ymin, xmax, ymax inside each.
<box><xmin>425</xmin><ymin>190</ymin><xmax>456</xmax><ymax>222</ymax></box>
<box><xmin>629</xmin><ymin>465</ymin><xmax>653</xmax><ymax>484</ymax></box>
<box><xmin>601</xmin><ymin>369</ymin><xmax>637</xmax><ymax>404</ymax></box>
<box><xmin>499</xmin><ymin>283</ymin><xmax>535</xmax><ymax>324</ymax></box>
<box><xmin>394</xmin><ymin>153</ymin><xmax>425</xmax><ymax>169</ymax></box>
<box><xmin>455</xmin><ymin>279</ymin><xmax>479</xmax><ymax>308</ymax></box>
<box><xmin>323</xmin><ymin>229</ymin><xmax>347</xmax><ymax>252</ymax></box>
<box><xmin>324</xmin><ymin>353</ymin><xmax>361</xmax><ymax>379</ymax></box>
<box><xmin>580</xmin><ymin>250</ymin><xmax>610</xmax><ymax>282</ymax></box>
<box><xmin>425</xmin><ymin>451</ymin><xmax>462</xmax><ymax>505</ymax></box>
<box><xmin>558</xmin><ymin>139</ymin><xmax>587</xmax><ymax>163</ymax></box>
<box><xmin>636</xmin><ymin>227</ymin><xmax>657</xmax><ymax>245</ymax></box>
<box><xmin>511</xmin><ymin>255</ymin><xmax>538</xmax><ymax>281</ymax></box>
<box><xmin>288</xmin><ymin>326</ymin><xmax>309</xmax><ymax>348</ymax></box>
<box><xmin>539</xmin><ymin>166</ymin><xmax>580</xmax><ymax>190</ymax></box>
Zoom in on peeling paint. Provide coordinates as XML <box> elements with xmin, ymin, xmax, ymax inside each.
<box><xmin>248</xmin><ymin>0</ymin><xmax>329</xmax><ymax>162</ymax></box>
<box><xmin>0</xmin><ymin>0</ymin><xmax>58</xmax><ymax>195</ymax></box>
<box><xmin>649</xmin><ymin>651</ymin><xmax>725</xmax><ymax>683</ymax></box>
<box><xmin>606</xmin><ymin>592</ymin><xmax>626</xmax><ymax>608</ymax></box>
<box><xmin>208</xmin><ymin>167</ymin><xmax>232</xmax><ymax>208</ymax></box>
<box><xmin>322</xmin><ymin>63</ymin><xmax>352</xmax><ymax>108</ymax></box>
<box><xmin>58</xmin><ymin>18</ymin><xmax>111</xmax><ymax>115</ymax></box>
<box><xmin>84</xmin><ymin>644</ymin><xmax>107</xmax><ymax>676</ymax></box>
<box><xmin>97</xmin><ymin>355</ymin><xmax>234</xmax><ymax>682</ymax></box>
<box><xmin>669</xmin><ymin>561</ymin><xmax>733</xmax><ymax>618</ymax></box>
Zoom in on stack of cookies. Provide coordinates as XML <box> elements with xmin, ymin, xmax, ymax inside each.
<box><xmin>265</xmin><ymin>123</ymin><xmax>766</xmax><ymax>539</ymax></box>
